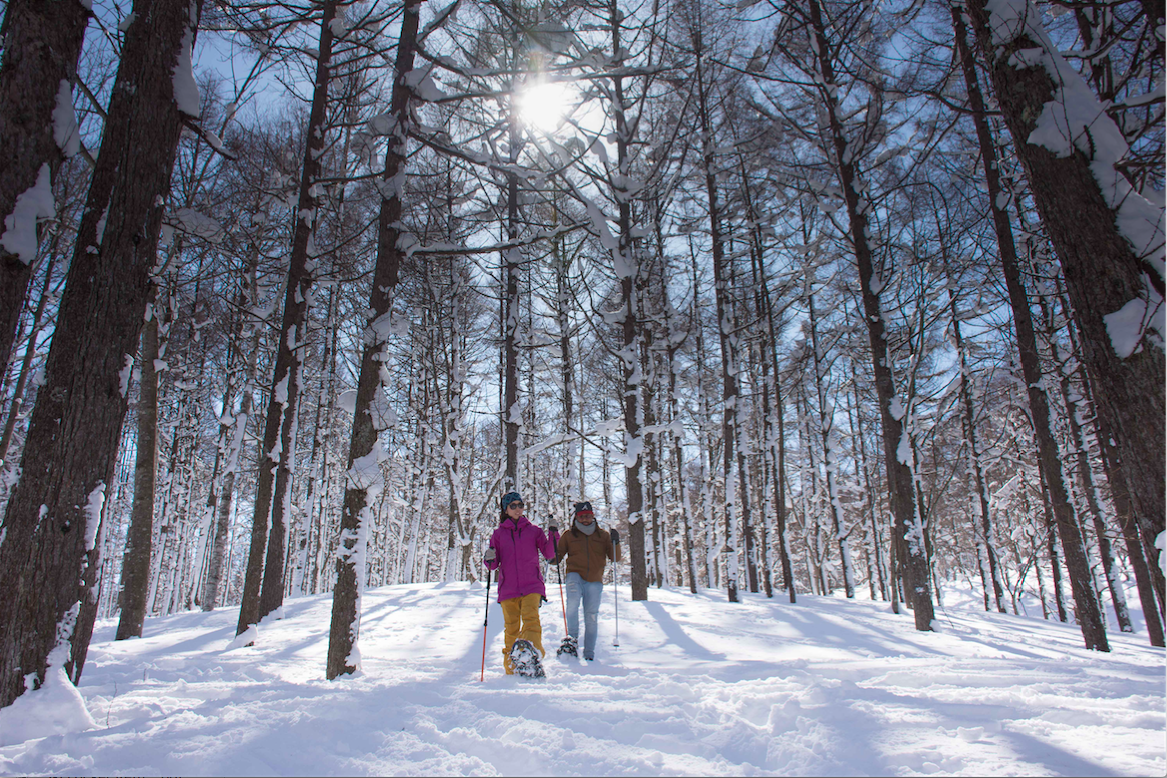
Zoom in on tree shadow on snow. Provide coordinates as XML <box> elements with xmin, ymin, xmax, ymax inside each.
<box><xmin>640</xmin><ymin>601</ymin><xmax>726</xmax><ymax>661</ymax></box>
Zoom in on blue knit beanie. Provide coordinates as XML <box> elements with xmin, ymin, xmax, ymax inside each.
<box><xmin>501</xmin><ymin>492</ymin><xmax>523</xmax><ymax>511</ymax></box>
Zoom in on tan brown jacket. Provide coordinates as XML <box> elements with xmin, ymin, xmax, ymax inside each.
<box><xmin>555</xmin><ymin>523</ymin><xmax>619</xmax><ymax>583</ymax></box>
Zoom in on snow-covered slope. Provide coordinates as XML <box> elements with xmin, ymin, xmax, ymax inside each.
<box><xmin>0</xmin><ymin>581</ymin><xmax>1162</xmax><ymax>776</ymax></box>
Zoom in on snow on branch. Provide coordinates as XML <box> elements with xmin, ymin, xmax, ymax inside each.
<box><xmin>182</xmin><ymin>118</ymin><xmax>238</xmax><ymax>161</ymax></box>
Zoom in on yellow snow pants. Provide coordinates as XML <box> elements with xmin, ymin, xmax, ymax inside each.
<box><xmin>500</xmin><ymin>592</ymin><xmax>544</xmax><ymax>674</ymax></box>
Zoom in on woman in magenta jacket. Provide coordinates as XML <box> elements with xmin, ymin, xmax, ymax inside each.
<box><xmin>484</xmin><ymin>492</ymin><xmax>560</xmax><ymax>674</ymax></box>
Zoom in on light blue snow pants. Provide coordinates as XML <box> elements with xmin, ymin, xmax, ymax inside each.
<box><xmin>564</xmin><ymin>572</ymin><xmax>604</xmax><ymax>660</ymax></box>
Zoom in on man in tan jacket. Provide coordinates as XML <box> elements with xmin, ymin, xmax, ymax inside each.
<box><xmin>555</xmin><ymin>501</ymin><xmax>620</xmax><ymax>661</ymax></box>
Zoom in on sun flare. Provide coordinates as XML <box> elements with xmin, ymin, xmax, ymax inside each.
<box><xmin>516</xmin><ymin>81</ymin><xmax>574</xmax><ymax>133</ymax></box>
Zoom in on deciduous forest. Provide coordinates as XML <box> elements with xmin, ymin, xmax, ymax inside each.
<box><xmin>0</xmin><ymin>0</ymin><xmax>1162</xmax><ymax>705</ymax></box>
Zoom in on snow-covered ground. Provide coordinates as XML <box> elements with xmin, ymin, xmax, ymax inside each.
<box><xmin>0</xmin><ymin>580</ymin><xmax>1162</xmax><ymax>776</ymax></box>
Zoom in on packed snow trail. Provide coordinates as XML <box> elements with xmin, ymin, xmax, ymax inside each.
<box><xmin>0</xmin><ymin>582</ymin><xmax>1162</xmax><ymax>776</ymax></box>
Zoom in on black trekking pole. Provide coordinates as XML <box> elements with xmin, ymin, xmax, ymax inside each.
<box><xmin>480</xmin><ymin>569</ymin><xmax>492</xmax><ymax>682</ymax></box>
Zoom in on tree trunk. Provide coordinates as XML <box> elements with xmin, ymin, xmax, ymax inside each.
<box><xmin>953</xmin><ymin>6</ymin><xmax>1108</xmax><ymax>650</ymax></box>
<box><xmin>0</xmin><ymin>0</ymin><xmax>90</xmax><ymax>371</ymax></box>
<box><xmin>964</xmin><ymin>0</ymin><xmax>1165</xmax><ymax>567</ymax></box>
<box><xmin>1095</xmin><ymin>408</ymin><xmax>1165</xmax><ymax>646</ymax></box>
<box><xmin>689</xmin><ymin>241</ymin><xmax>716</xmax><ymax>592</ymax></box>
<box><xmin>204</xmin><ymin>262</ymin><xmax>261</xmax><ymax>610</ymax></box>
<box><xmin>806</xmin><ymin>0</ymin><xmax>932</xmax><ymax>630</ymax></box>
<box><xmin>238</xmin><ymin>0</ymin><xmax>338</xmax><ymax>639</ymax></box>
<box><xmin>1037</xmin><ymin>469</ymin><xmax>1069</xmax><ymax>623</ymax></box>
<box><xmin>326</xmin><ymin>0</ymin><xmax>420</xmax><ymax>679</ymax></box>
<box><xmin>763</xmin><ymin>264</ymin><xmax>795</xmax><ymax>603</ymax></box>
<box><xmin>807</xmin><ymin>287</ymin><xmax>856</xmax><ymax>598</ymax></box>
<box><xmin>115</xmin><ymin>284</ymin><xmax>162</xmax><ymax>639</ymax></box>
<box><xmin>0</xmin><ymin>252</ymin><xmax>56</xmax><ymax>468</ymax></box>
<box><xmin>1047</xmin><ymin>304</ymin><xmax>1132</xmax><ymax>633</ymax></box>
<box><xmin>0</xmin><ymin>0</ymin><xmax>205</xmax><ymax>708</ymax></box>
<box><xmin>743</xmin><ymin>231</ymin><xmax>774</xmax><ymax>599</ymax></box>
<box><xmin>692</xmin><ymin>44</ymin><xmax>740</xmax><ymax>604</ymax></box>
<box><xmin>947</xmin><ymin>286</ymin><xmax>1005</xmax><ymax>613</ymax></box>
<box><xmin>598</xmin><ymin>9</ymin><xmax>649</xmax><ymax>603</ymax></box>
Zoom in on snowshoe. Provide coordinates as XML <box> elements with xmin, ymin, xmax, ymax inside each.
<box><xmin>509</xmin><ymin>639</ymin><xmax>545</xmax><ymax>678</ymax></box>
<box><xmin>556</xmin><ymin>635</ymin><xmax>578</xmax><ymax>658</ymax></box>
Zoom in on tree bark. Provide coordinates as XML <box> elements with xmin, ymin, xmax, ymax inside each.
<box><xmin>1037</xmin><ymin>467</ymin><xmax>1069</xmax><ymax>623</ymax></box>
<box><xmin>763</xmin><ymin>262</ymin><xmax>796</xmax><ymax>603</ymax></box>
<box><xmin>947</xmin><ymin>286</ymin><xmax>1005</xmax><ymax>613</ymax></box>
<box><xmin>964</xmin><ymin>0</ymin><xmax>1165</xmax><ymax>565</ymax></box>
<box><xmin>1095</xmin><ymin>408</ymin><xmax>1165</xmax><ymax>646</ymax></box>
<box><xmin>1045</xmin><ymin>297</ymin><xmax>1132</xmax><ymax>633</ymax></box>
<box><xmin>238</xmin><ymin>0</ymin><xmax>338</xmax><ymax>638</ymax></box>
<box><xmin>0</xmin><ymin>0</ymin><xmax>90</xmax><ymax>371</ymax></box>
<box><xmin>115</xmin><ymin>284</ymin><xmax>162</xmax><ymax>640</ymax></box>
<box><xmin>0</xmin><ymin>252</ymin><xmax>56</xmax><ymax>468</ymax></box>
<box><xmin>806</xmin><ymin>0</ymin><xmax>933</xmax><ymax>630</ymax></box>
<box><xmin>327</xmin><ymin>0</ymin><xmax>420</xmax><ymax>680</ymax></box>
<box><xmin>954</xmin><ymin>6</ymin><xmax>1108</xmax><ymax>650</ymax></box>
<box><xmin>204</xmin><ymin>263</ymin><xmax>260</xmax><ymax>610</ymax></box>
<box><xmin>692</xmin><ymin>40</ymin><xmax>740</xmax><ymax>604</ymax></box>
<box><xmin>807</xmin><ymin>287</ymin><xmax>856</xmax><ymax>598</ymax></box>
<box><xmin>0</xmin><ymin>0</ymin><xmax>205</xmax><ymax>708</ymax></box>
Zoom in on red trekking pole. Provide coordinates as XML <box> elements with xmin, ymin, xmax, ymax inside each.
<box><xmin>480</xmin><ymin>569</ymin><xmax>492</xmax><ymax>682</ymax></box>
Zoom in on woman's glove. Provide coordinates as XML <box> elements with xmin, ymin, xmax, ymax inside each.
<box><xmin>484</xmin><ymin>547</ymin><xmax>496</xmax><ymax>563</ymax></box>
<box><xmin>610</xmin><ymin>529</ymin><xmax>620</xmax><ymax>545</ymax></box>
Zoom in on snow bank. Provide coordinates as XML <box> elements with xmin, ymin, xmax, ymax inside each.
<box><xmin>0</xmin><ymin>667</ymin><xmax>95</xmax><ymax>748</ymax></box>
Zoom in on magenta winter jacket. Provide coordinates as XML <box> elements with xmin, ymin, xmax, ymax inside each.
<box><xmin>485</xmin><ymin>515</ymin><xmax>559</xmax><ymax>602</ymax></box>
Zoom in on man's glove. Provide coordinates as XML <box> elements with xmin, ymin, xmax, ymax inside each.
<box><xmin>484</xmin><ymin>547</ymin><xmax>496</xmax><ymax>563</ymax></box>
<box><xmin>610</xmin><ymin>529</ymin><xmax>620</xmax><ymax>545</ymax></box>
<box><xmin>548</xmin><ymin>524</ymin><xmax>558</xmax><ymax>534</ymax></box>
